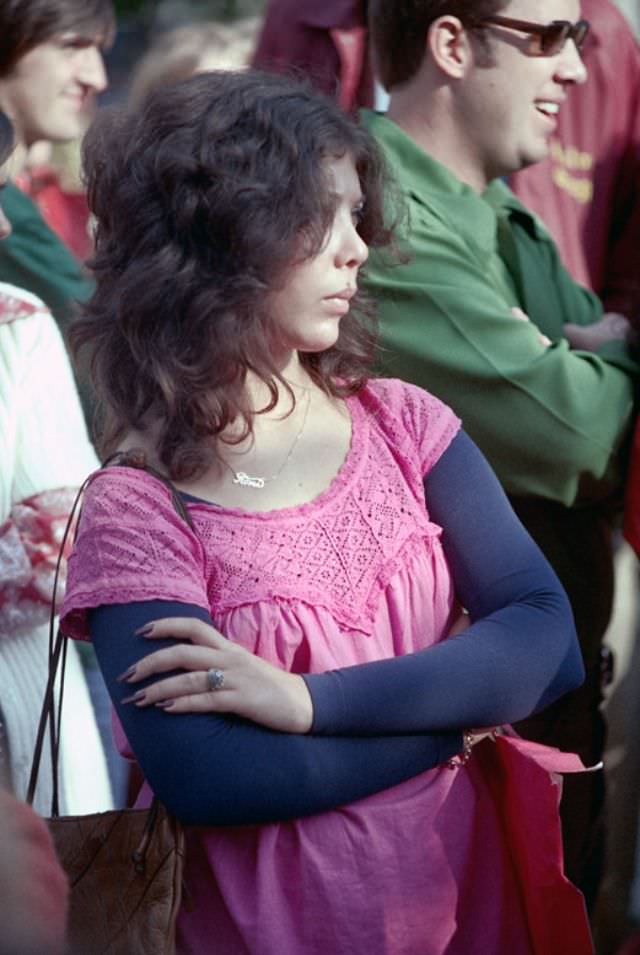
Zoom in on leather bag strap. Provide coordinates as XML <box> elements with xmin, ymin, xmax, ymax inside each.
<box><xmin>27</xmin><ymin>469</ymin><xmax>95</xmax><ymax>811</ymax></box>
<box><xmin>27</xmin><ymin>450</ymin><xmax>194</xmax><ymax>815</ymax></box>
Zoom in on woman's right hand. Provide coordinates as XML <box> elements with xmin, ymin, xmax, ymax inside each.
<box><xmin>119</xmin><ymin>617</ymin><xmax>314</xmax><ymax>734</ymax></box>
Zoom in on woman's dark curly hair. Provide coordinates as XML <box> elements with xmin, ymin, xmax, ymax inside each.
<box><xmin>73</xmin><ymin>69</ymin><xmax>395</xmax><ymax>480</ymax></box>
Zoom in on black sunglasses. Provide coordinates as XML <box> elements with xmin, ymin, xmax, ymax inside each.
<box><xmin>477</xmin><ymin>16</ymin><xmax>590</xmax><ymax>56</ymax></box>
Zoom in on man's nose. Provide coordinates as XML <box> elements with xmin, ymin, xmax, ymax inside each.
<box><xmin>556</xmin><ymin>39</ymin><xmax>588</xmax><ymax>85</ymax></box>
<box><xmin>78</xmin><ymin>47</ymin><xmax>108</xmax><ymax>93</ymax></box>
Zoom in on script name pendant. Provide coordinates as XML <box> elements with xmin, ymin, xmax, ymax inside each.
<box><xmin>233</xmin><ymin>471</ymin><xmax>266</xmax><ymax>489</ymax></box>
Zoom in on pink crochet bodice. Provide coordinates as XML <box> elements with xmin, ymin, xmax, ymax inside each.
<box><xmin>62</xmin><ymin>379</ymin><xmax>460</xmax><ymax>641</ymax></box>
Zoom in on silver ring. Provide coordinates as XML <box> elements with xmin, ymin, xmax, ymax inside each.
<box><xmin>206</xmin><ymin>668</ymin><xmax>225</xmax><ymax>691</ymax></box>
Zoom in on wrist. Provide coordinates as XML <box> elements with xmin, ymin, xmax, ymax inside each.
<box><xmin>289</xmin><ymin>674</ymin><xmax>314</xmax><ymax>734</ymax></box>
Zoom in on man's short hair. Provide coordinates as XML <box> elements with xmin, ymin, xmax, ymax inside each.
<box><xmin>368</xmin><ymin>0</ymin><xmax>508</xmax><ymax>89</ymax></box>
<box><xmin>0</xmin><ymin>0</ymin><xmax>115</xmax><ymax>76</ymax></box>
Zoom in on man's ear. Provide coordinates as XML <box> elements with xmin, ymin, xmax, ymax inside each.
<box><xmin>427</xmin><ymin>16</ymin><xmax>473</xmax><ymax>78</ymax></box>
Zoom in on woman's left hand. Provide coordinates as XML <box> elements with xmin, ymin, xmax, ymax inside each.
<box><xmin>119</xmin><ymin>617</ymin><xmax>314</xmax><ymax>734</ymax></box>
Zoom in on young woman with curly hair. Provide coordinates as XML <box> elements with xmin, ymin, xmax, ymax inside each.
<box><xmin>61</xmin><ymin>70</ymin><xmax>590</xmax><ymax>954</ymax></box>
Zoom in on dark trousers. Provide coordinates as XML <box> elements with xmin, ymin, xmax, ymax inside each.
<box><xmin>512</xmin><ymin>497</ymin><xmax>615</xmax><ymax>912</ymax></box>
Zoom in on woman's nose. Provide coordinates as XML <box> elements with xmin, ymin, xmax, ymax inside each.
<box><xmin>337</xmin><ymin>224</ymin><xmax>369</xmax><ymax>269</ymax></box>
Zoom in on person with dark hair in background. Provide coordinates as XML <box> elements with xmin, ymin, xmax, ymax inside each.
<box><xmin>0</xmin><ymin>0</ymin><xmax>114</xmax><ymax>336</ymax></box>
<box><xmin>59</xmin><ymin>69</ymin><xmax>590</xmax><ymax>954</ymax></box>
<box><xmin>508</xmin><ymin>4</ymin><xmax>640</xmax><ymax>945</ymax></box>
<box><xmin>363</xmin><ymin>0</ymin><xmax>639</xmax><ymax>910</ymax></box>
<box><xmin>511</xmin><ymin>0</ymin><xmax>640</xmax><ymax>321</ymax></box>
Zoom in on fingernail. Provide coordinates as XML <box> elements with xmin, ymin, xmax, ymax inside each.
<box><xmin>116</xmin><ymin>665</ymin><xmax>137</xmax><ymax>683</ymax></box>
<box><xmin>135</xmin><ymin>623</ymin><xmax>155</xmax><ymax>637</ymax></box>
<box><xmin>156</xmin><ymin>700</ymin><xmax>174</xmax><ymax>710</ymax></box>
<box><xmin>121</xmin><ymin>690</ymin><xmax>146</xmax><ymax>705</ymax></box>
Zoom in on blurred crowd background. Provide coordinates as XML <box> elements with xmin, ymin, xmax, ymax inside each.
<box><xmin>104</xmin><ymin>0</ymin><xmax>266</xmax><ymax>103</ymax></box>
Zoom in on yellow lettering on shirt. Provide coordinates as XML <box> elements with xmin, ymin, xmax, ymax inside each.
<box><xmin>548</xmin><ymin>139</ymin><xmax>594</xmax><ymax>204</ymax></box>
<box><xmin>549</xmin><ymin>140</ymin><xmax>594</xmax><ymax>171</ymax></box>
<box><xmin>551</xmin><ymin>166</ymin><xmax>594</xmax><ymax>204</ymax></box>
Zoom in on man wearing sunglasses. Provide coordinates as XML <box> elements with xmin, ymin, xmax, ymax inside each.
<box><xmin>512</xmin><ymin>0</ymin><xmax>640</xmax><ymax>318</ymax></box>
<box><xmin>364</xmin><ymin>0</ymin><xmax>639</xmax><ymax>910</ymax></box>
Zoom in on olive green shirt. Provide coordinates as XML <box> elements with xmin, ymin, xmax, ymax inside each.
<box><xmin>363</xmin><ymin>110</ymin><xmax>637</xmax><ymax>508</ymax></box>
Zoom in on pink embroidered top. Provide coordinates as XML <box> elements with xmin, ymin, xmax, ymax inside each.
<box><xmin>61</xmin><ymin>379</ymin><xmax>582</xmax><ymax>954</ymax></box>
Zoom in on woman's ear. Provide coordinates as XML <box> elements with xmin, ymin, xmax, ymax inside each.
<box><xmin>427</xmin><ymin>16</ymin><xmax>474</xmax><ymax>79</ymax></box>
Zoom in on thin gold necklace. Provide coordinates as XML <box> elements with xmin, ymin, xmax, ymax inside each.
<box><xmin>219</xmin><ymin>390</ymin><xmax>311</xmax><ymax>489</ymax></box>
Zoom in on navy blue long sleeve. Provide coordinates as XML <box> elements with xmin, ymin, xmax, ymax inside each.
<box><xmin>89</xmin><ymin>429</ymin><xmax>583</xmax><ymax>826</ymax></box>
<box><xmin>305</xmin><ymin>430</ymin><xmax>584</xmax><ymax>734</ymax></box>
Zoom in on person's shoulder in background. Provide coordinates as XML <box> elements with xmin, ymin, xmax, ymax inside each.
<box><xmin>0</xmin><ymin>785</ymin><xmax>68</xmax><ymax>955</ymax></box>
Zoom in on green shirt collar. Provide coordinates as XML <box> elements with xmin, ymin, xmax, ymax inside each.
<box><xmin>362</xmin><ymin>110</ymin><xmax>547</xmax><ymax>246</ymax></box>
<box><xmin>483</xmin><ymin>177</ymin><xmax>549</xmax><ymax>241</ymax></box>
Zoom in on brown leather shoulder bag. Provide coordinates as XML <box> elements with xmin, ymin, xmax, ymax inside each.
<box><xmin>27</xmin><ymin>452</ymin><xmax>187</xmax><ymax>955</ymax></box>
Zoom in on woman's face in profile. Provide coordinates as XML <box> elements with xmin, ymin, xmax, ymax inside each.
<box><xmin>266</xmin><ymin>153</ymin><xmax>368</xmax><ymax>362</ymax></box>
